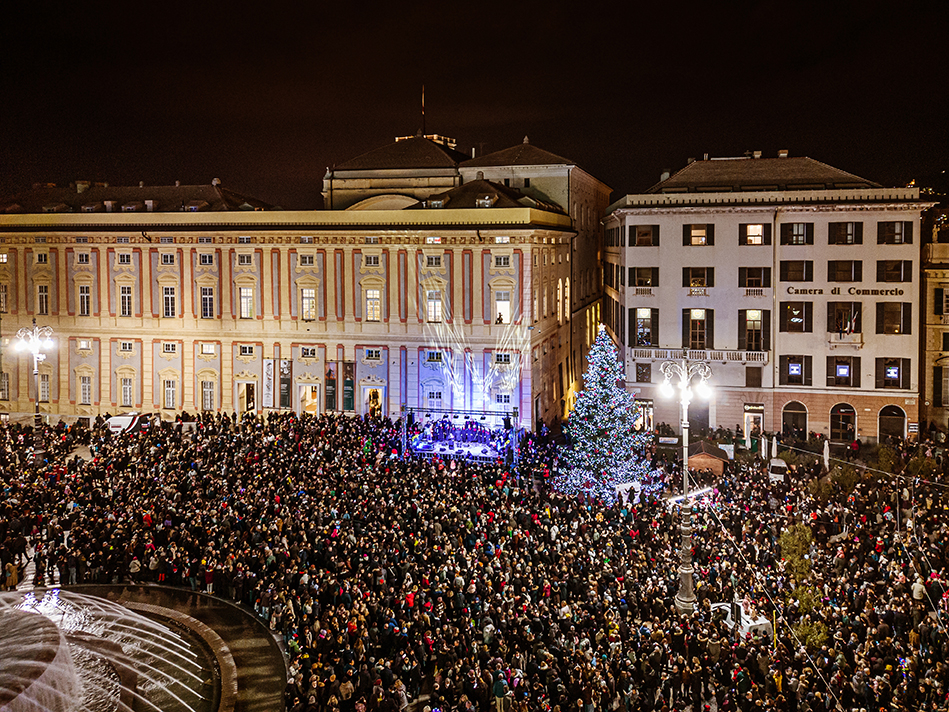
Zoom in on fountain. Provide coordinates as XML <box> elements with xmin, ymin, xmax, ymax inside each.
<box><xmin>0</xmin><ymin>590</ymin><xmax>218</xmax><ymax>712</ymax></box>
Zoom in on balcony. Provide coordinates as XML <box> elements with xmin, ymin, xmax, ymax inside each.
<box><xmin>629</xmin><ymin>347</ymin><xmax>769</xmax><ymax>364</ymax></box>
<box><xmin>632</xmin><ymin>287</ymin><xmax>654</xmax><ymax>297</ymax></box>
<box><xmin>828</xmin><ymin>332</ymin><xmax>863</xmax><ymax>348</ymax></box>
<box><xmin>687</xmin><ymin>287</ymin><xmax>709</xmax><ymax>297</ymax></box>
<box><xmin>744</xmin><ymin>287</ymin><xmax>765</xmax><ymax>297</ymax></box>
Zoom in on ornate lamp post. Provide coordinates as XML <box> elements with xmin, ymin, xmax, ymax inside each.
<box><xmin>660</xmin><ymin>359</ymin><xmax>712</xmax><ymax>615</ymax></box>
<box><xmin>16</xmin><ymin>318</ymin><xmax>54</xmax><ymax>466</ymax></box>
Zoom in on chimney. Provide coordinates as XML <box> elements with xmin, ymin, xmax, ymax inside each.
<box><xmin>660</xmin><ymin>170</ymin><xmax>671</xmax><ymax>182</ymax></box>
<box><xmin>753</xmin><ymin>151</ymin><xmax>762</xmax><ymax>159</ymax></box>
<box><xmin>175</xmin><ymin>180</ymin><xmax>180</xmax><ymax>187</ymax></box>
<box><xmin>75</xmin><ymin>180</ymin><xmax>91</xmax><ymax>194</ymax></box>
<box><xmin>477</xmin><ymin>171</ymin><xmax>484</xmax><ymax>180</ymax></box>
<box><xmin>471</xmin><ymin>147</ymin><xmax>476</xmax><ymax>158</ymax></box>
<box><xmin>139</xmin><ymin>181</ymin><xmax>144</xmax><ymax>187</ymax></box>
<box><xmin>778</xmin><ymin>149</ymin><xmax>789</xmax><ymax>158</ymax></box>
<box><xmin>145</xmin><ymin>199</ymin><xmax>156</xmax><ymax>212</ymax></box>
<box><xmin>212</xmin><ymin>178</ymin><xmax>221</xmax><ymax>186</ymax></box>
<box><xmin>703</xmin><ymin>153</ymin><xmax>709</xmax><ymax>161</ymax></box>
<box><xmin>104</xmin><ymin>200</ymin><xmax>115</xmax><ymax>213</ymax></box>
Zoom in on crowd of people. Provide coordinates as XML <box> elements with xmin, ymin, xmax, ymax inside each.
<box><xmin>1</xmin><ymin>411</ymin><xmax>949</xmax><ymax>712</ymax></box>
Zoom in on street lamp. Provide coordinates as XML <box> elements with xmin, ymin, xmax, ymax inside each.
<box><xmin>16</xmin><ymin>318</ymin><xmax>54</xmax><ymax>466</ymax></box>
<box><xmin>660</xmin><ymin>358</ymin><xmax>712</xmax><ymax>615</ymax></box>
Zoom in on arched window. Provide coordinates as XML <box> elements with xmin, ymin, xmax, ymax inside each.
<box><xmin>830</xmin><ymin>403</ymin><xmax>856</xmax><ymax>442</ymax></box>
<box><xmin>879</xmin><ymin>405</ymin><xmax>906</xmax><ymax>440</ymax></box>
<box><xmin>782</xmin><ymin>401</ymin><xmax>807</xmax><ymax>438</ymax></box>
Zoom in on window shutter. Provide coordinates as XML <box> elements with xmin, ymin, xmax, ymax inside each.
<box><xmin>651</xmin><ymin>308</ymin><xmax>659</xmax><ymax>345</ymax></box>
<box><xmin>826</xmin><ymin>356</ymin><xmax>836</xmax><ymax>387</ymax></box>
<box><xmin>620</xmin><ymin>306</ymin><xmax>626</xmax><ymax>344</ymax></box>
<box><xmin>935</xmin><ymin>366</ymin><xmax>944</xmax><ymax>407</ymax></box>
<box><xmin>804</xmin><ymin>356</ymin><xmax>812</xmax><ymax>386</ymax></box>
<box><xmin>706</xmin><ymin>309</ymin><xmax>714</xmax><ymax>349</ymax></box>
<box><xmin>804</xmin><ymin>302</ymin><xmax>813</xmax><ymax>332</ymax></box>
<box><xmin>628</xmin><ymin>267</ymin><xmax>634</xmax><ymax>286</ymax></box>
<box><xmin>738</xmin><ymin>309</ymin><xmax>747</xmax><ymax>350</ymax></box>
<box><xmin>854</xmin><ymin>302</ymin><xmax>862</xmax><ymax>333</ymax></box>
<box><xmin>707</xmin><ymin>224</ymin><xmax>715</xmax><ymax>246</ymax></box>
<box><xmin>904</xmin><ymin>221</ymin><xmax>914</xmax><ymax>244</ymax></box>
<box><xmin>936</xmin><ymin>288</ymin><xmax>944</xmax><ymax>316</ymax></box>
<box><xmin>902</xmin><ymin>261</ymin><xmax>911</xmax><ymax>281</ymax></box>
<box><xmin>780</xmin><ymin>224</ymin><xmax>791</xmax><ymax>245</ymax></box>
<box><xmin>780</xmin><ymin>262</ymin><xmax>789</xmax><ymax>281</ymax></box>
<box><xmin>739</xmin><ymin>225</ymin><xmax>747</xmax><ymax>246</ymax></box>
<box><xmin>877</xmin><ymin>222</ymin><xmax>885</xmax><ymax>244</ymax></box>
<box><xmin>854</xmin><ymin>222</ymin><xmax>863</xmax><ymax>244</ymax></box>
<box><xmin>828</xmin><ymin>261</ymin><xmax>837</xmax><ymax>282</ymax></box>
<box><xmin>682</xmin><ymin>309</ymin><xmax>690</xmax><ymax>348</ymax></box>
<box><xmin>901</xmin><ymin>303</ymin><xmax>912</xmax><ymax>335</ymax></box>
<box><xmin>805</xmin><ymin>223</ymin><xmax>814</xmax><ymax>244</ymax></box>
<box><xmin>780</xmin><ymin>303</ymin><xmax>789</xmax><ymax>331</ymax></box>
<box><xmin>763</xmin><ymin>268</ymin><xmax>771</xmax><ymax>288</ymax></box>
<box><xmin>854</xmin><ymin>261</ymin><xmax>862</xmax><ymax>281</ymax></box>
<box><xmin>875</xmin><ymin>358</ymin><xmax>885</xmax><ymax>388</ymax></box>
<box><xmin>708</xmin><ymin>267</ymin><xmax>715</xmax><ymax>288</ymax></box>
<box><xmin>763</xmin><ymin>310</ymin><xmax>771</xmax><ymax>350</ymax></box>
<box><xmin>853</xmin><ymin>357</ymin><xmax>861</xmax><ymax>388</ymax></box>
<box><xmin>682</xmin><ymin>268</ymin><xmax>690</xmax><ymax>288</ymax></box>
<box><xmin>876</xmin><ymin>303</ymin><xmax>885</xmax><ymax>334</ymax></box>
<box><xmin>651</xmin><ymin>225</ymin><xmax>660</xmax><ymax>246</ymax></box>
<box><xmin>652</xmin><ymin>267</ymin><xmax>660</xmax><ymax>286</ymax></box>
<box><xmin>683</xmin><ymin>225</ymin><xmax>691</xmax><ymax>246</ymax></box>
<box><xmin>763</xmin><ymin>224</ymin><xmax>772</xmax><ymax>245</ymax></box>
<box><xmin>779</xmin><ymin>355</ymin><xmax>789</xmax><ymax>385</ymax></box>
<box><xmin>827</xmin><ymin>303</ymin><xmax>837</xmax><ymax>333</ymax></box>
<box><xmin>628</xmin><ymin>309</ymin><xmax>635</xmax><ymax>347</ymax></box>
<box><xmin>628</xmin><ymin>226</ymin><xmax>635</xmax><ymax>245</ymax></box>
<box><xmin>901</xmin><ymin>358</ymin><xmax>911</xmax><ymax>389</ymax></box>
<box><xmin>877</xmin><ymin>261</ymin><xmax>885</xmax><ymax>282</ymax></box>
<box><xmin>804</xmin><ymin>261</ymin><xmax>813</xmax><ymax>282</ymax></box>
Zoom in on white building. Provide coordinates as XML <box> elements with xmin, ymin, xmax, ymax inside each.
<box><xmin>604</xmin><ymin>152</ymin><xmax>932</xmax><ymax>444</ymax></box>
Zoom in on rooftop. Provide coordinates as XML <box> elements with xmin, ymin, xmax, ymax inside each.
<box><xmin>332</xmin><ymin>135</ymin><xmax>470</xmax><ymax>171</ymax></box>
<box><xmin>462</xmin><ymin>137</ymin><xmax>577</xmax><ymax>169</ymax></box>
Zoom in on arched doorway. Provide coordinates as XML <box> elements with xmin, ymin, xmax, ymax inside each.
<box><xmin>830</xmin><ymin>403</ymin><xmax>856</xmax><ymax>442</ymax></box>
<box><xmin>879</xmin><ymin>405</ymin><xmax>906</xmax><ymax>441</ymax></box>
<box><xmin>782</xmin><ymin>401</ymin><xmax>807</xmax><ymax>438</ymax></box>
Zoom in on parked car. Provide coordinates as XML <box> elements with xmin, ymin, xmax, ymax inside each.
<box><xmin>768</xmin><ymin>458</ymin><xmax>789</xmax><ymax>484</ymax></box>
<box><xmin>710</xmin><ymin>600</ymin><xmax>773</xmax><ymax>639</ymax></box>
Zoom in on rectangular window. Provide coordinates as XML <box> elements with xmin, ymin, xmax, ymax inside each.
<box><xmin>365</xmin><ymin>289</ymin><xmax>381</xmax><ymax>321</ymax></box>
<box><xmin>636</xmin><ymin>363</ymin><xmax>651</xmax><ymax>383</ymax></box>
<box><xmin>739</xmin><ymin>223</ymin><xmax>771</xmax><ymax>245</ymax></box>
<box><xmin>496</xmin><ymin>353</ymin><xmax>512</xmax><ymax>364</ymax></box>
<box><xmin>364</xmin><ymin>255</ymin><xmax>380</xmax><ymax>267</ymax></box>
<box><xmin>120</xmin><ymin>341</ymin><xmax>133</xmax><ymax>352</ymax></box>
<box><xmin>201</xmin><ymin>343</ymin><xmax>215</xmax><ymax>355</ymax></box>
<box><xmin>827</xmin><ymin>302</ymin><xmax>862</xmax><ymax>334</ymax></box>
<box><xmin>198</xmin><ymin>236</ymin><xmax>213</xmax><ymax>244</ymax></box>
<box><xmin>201</xmin><ymin>381</ymin><xmax>215</xmax><ymax>411</ymax></box>
<box><xmin>299</xmin><ymin>254</ymin><xmax>314</xmax><ymax>266</ymax></box>
<box><xmin>78</xmin><ymin>339</ymin><xmax>91</xmax><ymax>350</ymax></box>
<box><xmin>829</xmin><ymin>222</ymin><xmax>863</xmax><ymax>245</ymax></box>
<box><xmin>301</xmin><ymin>288</ymin><xmax>317</xmax><ymax>321</ymax></box>
<box><xmin>163</xmin><ymin>286</ymin><xmax>176</xmax><ymax>318</ymax></box>
<box><xmin>116</xmin><ymin>237</ymin><xmax>129</xmax><ymax>244</ymax></box>
<box><xmin>741</xmin><ymin>309</ymin><xmax>765</xmax><ymax>351</ymax></box>
<box><xmin>827</xmin><ymin>260</ymin><xmax>863</xmax><ymax>282</ymax></box>
<box><xmin>117</xmin><ymin>253</ymin><xmax>131</xmax><ymax>265</ymax></box>
<box><xmin>427</xmin><ymin>351</ymin><xmax>443</xmax><ymax>363</ymax></box>
<box><xmin>238</xmin><ymin>236</ymin><xmax>252</xmax><ymax>244</ymax></box>
<box><xmin>0</xmin><ymin>254</ymin><xmax>7</xmax><ymax>263</ymax></box>
<box><xmin>682</xmin><ymin>308</ymin><xmax>713</xmax><ymax>350</ymax></box>
<box><xmin>79</xmin><ymin>285</ymin><xmax>91</xmax><ymax>316</ymax></box>
<box><xmin>37</xmin><ymin>285</ymin><xmax>49</xmax><ymax>315</ymax></box>
<box><xmin>876</xmin><ymin>302</ymin><xmax>912</xmax><ymax>334</ymax></box>
<box><xmin>120</xmin><ymin>285</ymin><xmax>132</xmax><ymax>317</ymax></box>
<box><xmin>494</xmin><ymin>255</ymin><xmax>511</xmax><ymax>268</ymax></box>
<box><xmin>683</xmin><ymin>224</ymin><xmax>714</xmax><ymax>246</ymax></box>
<box><xmin>682</xmin><ymin>267</ymin><xmax>714</xmax><ymax>288</ymax></box>
<box><xmin>160</xmin><ymin>236</ymin><xmax>173</xmax><ymax>244</ymax></box>
<box><xmin>738</xmin><ymin>267</ymin><xmax>772</xmax><ymax>288</ymax></box>
<box><xmin>39</xmin><ymin>373</ymin><xmax>50</xmax><ymax>402</ymax></box>
<box><xmin>161</xmin><ymin>253</ymin><xmax>175</xmax><ymax>265</ymax></box>
<box><xmin>301</xmin><ymin>236</ymin><xmax>315</xmax><ymax>244</ymax></box>
<box><xmin>238</xmin><ymin>254</ymin><xmax>253</xmax><ymax>266</ymax></box>
<box><xmin>779</xmin><ymin>261</ymin><xmax>813</xmax><ymax>282</ymax></box>
<box><xmin>779</xmin><ymin>302</ymin><xmax>813</xmax><ymax>332</ymax></box>
<box><xmin>201</xmin><ymin>287</ymin><xmax>214</xmax><ymax>319</ymax></box>
<box><xmin>630</xmin><ymin>267</ymin><xmax>659</xmax><ymax>287</ymax></box>
<box><xmin>0</xmin><ymin>284</ymin><xmax>7</xmax><ymax>313</ymax></box>
<box><xmin>364</xmin><ymin>348</ymin><xmax>381</xmax><ymax>361</ymax></box>
<box><xmin>877</xmin><ymin>221</ymin><xmax>913</xmax><ymax>245</ymax></box>
<box><xmin>426</xmin><ymin>255</ymin><xmax>442</xmax><ymax>268</ymax></box>
<box><xmin>426</xmin><ymin>290</ymin><xmax>442</xmax><ymax>323</ymax></box>
<box><xmin>780</xmin><ymin>222</ymin><xmax>814</xmax><ymax>245</ymax></box>
<box><xmin>425</xmin><ymin>236</ymin><xmax>441</xmax><ymax>245</ymax></box>
<box><xmin>163</xmin><ymin>380</ymin><xmax>176</xmax><ymax>409</ymax></box>
<box><xmin>0</xmin><ymin>372</ymin><xmax>9</xmax><ymax>401</ymax></box>
<box><xmin>79</xmin><ymin>375</ymin><xmax>92</xmax><ymax>405</ymax></box>
<box><xmin>162</xmin><ymin>342</ymin><xmax>176</xmax><ymax>353</ymax></box>
<box><xmin>876</xmin><ymin>358</ymin><xmax>910</xmax><ymax>389</ymax></box>
<box><xmin>630</xmin><ymin>225</ymin><xmax>659</xmax><ymax>246</ymax></box>
<box><xmin>301</xmin><ymin>346</ymin><xmax>317</xmax><ymax>358</ymax></box>
<box><xmin>199</xmin><ymin>253</ymin><xmax>214</xmax><ymax>266</ymax></box>
<box><xmin>827</xmin><ymin>355</ymin><xmax>861</xmax><ymax>387</ymax></box>
<box><xmin>877</xmin><ymin>260</ymin><xmax>913</xmax><ymax>283</ymax></box>
<box><xmin>496</xmin><ymin>393</ymin><xmax>511</xmax><ymax>405</ymax></box>
<box><xmin>239</xmin><ymin>287</ymin><xmax>254</xmax><ymax>319</ymax></box>
<box><xmin>239</xmin><ymin>345</ymin><xmax>255</xmax><ymax>357</ymax></box>
<box><xmin>779</xmin><ymin>355</ymin><xmax>812</xmax><ymax>386</ymax></box>
<box><xmin>746</xmin><ymin>366</ymin><xmax>762</xmax><ymax>388</ymax></box>
<box><xmin>633</xmin><ymin>307</ymin><xmax>659</xmax><ymax>346</ymax></box>
<box><xmin>36</xmin><ymin>253</ymin><xmax>48</xmax><ymax>264</ymax></box>
<box><xmin>495</xmin><ymin>290</ymin><xmax>511</xmax><ymax>324</ymax></box>
<box><xmin>77</xmin><ymin>253</ymin><xmax>90</xmax><ymax>264</ymax></box>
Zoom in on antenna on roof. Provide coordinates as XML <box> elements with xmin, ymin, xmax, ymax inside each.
<box><xmin>421</xmin><ymin>84</ymin><xmax>426</xmax><ymax>135</ymax></box>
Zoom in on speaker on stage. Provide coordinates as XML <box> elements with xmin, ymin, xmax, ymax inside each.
<box><xmin>407</xmin><ymin>412</ymin><xmax>415</xmax><ymax>427</ymax></box>
<box><xmin>503</xmin><ymin>416</ymin><xmax>512</xmax><ymax>430</ymax></box>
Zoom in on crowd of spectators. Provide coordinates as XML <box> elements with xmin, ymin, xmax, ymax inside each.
<box><xmin>1</xmin><ymin>411</ymin><xmax>949</xmax><ymax>712</ymax></box>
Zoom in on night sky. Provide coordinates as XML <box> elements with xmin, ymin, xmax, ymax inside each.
<box><xmin>2</xmin><ymin>2</ymin><xmax>947</xmax><ymax>208</ymax></box>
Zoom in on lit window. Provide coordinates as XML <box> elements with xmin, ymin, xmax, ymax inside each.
<box><xmin>37</xmin><ymin>285</ymin><xmax>49</xmax><ymax>315</ymax></box>
<box><xmin>0</xmin><ymin>284</ymin><xmax>7</xmax><ymax>313</ymax></box>
<box><xmin>238</xmin><ymin>236</ymin><xmax>252</xmax><ymax>244</ymax></box>
<box><xmin>495</xmin><ymin>291</ymin><xmax>511</xmax><ymax>324</ymax></box>
<box><xmin>201</xmin><ymin>381</ymin><xmax>215</xmax><ymax>411</ymax></box>
<box><xmin>120</xmin><ymin>285</ymin><xmax>132</xmax><ymax>317</ymax></box>
<box><xmin>79</xmin><ymin>285</ymin><xmax>91</xmax><ymax>316</ymax></box>
<box><xmin>239</xmin><ymin>344</ymin><xmax>254</xmax><ymax>357</ymax></box>
<box><xmin>163</xmin><ymin>380</ymin><xmax>176</xmax><ymax>409</ymax></box>
<box><xmin>366</xmin><ymin>289</ymin><xmax>381</xmax><ymax>322</ymax></box>
<box><xmin>239</xmin><ymin>287</ymin><xmax>254</xmax><ymax>319</ymax></box>
<box><xmin>0</xmin><ymin>372</ymin><xmax>9</xmax><ymax>401</ymax></box>
<box><xmin>745</xmin><ymin>224</ymin><xmax>764</xmax><ymax>245</ymax></box>
<box><xmin>365</xmin><ymin>348</ymin><xmax>381</xmax><ymax>361</ymax></box>
<box><xmin>201</xmin><ymin>343</ymin><xmax>215</xmax><ymax>355</ymax></box>
<box><xmin>301</xmin><ymin>347</ymin><xmax>317</xmax><ymax>358</ymax></box>
<box><xmin>0</xmin><ymin>254</ymin><xmax>7</xmax><ymax>263</ymax></box>
<box><xmin>39</xmin><ymin>373</ymin><xmax>50</xmax><ymax>402</ymax></box>
<box><xmin>301</xmin><ymin>288</ymin><xmax>317</xmax><ymax>320</ymax></box>
<box><xmin>80</xmin><ymin>375</ymin><xmax>92</xmax><ymax>405</ymax></box>
<box><xmin>163</xmin><ymin>286</ymin><xmax>176</xmax><ymax>318</ymax></box>
<box><xmin>427</xmin><ymin>290</ymin><xmax>442</xmax><ymax>323</ymax></box>
<box><xmin>78</xmin><ymin>339</ymin><xmax>91</xmax><ymax>350</ymax></box>
<box><xmin>201</xmin><ymin>287</ymin><xmax>214</xmax><ymax>319</ymax></box>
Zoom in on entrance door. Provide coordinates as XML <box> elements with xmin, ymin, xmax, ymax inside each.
<box><xmin>879</xmin><ymin>405</ymin><xmax>906</xmax><ymax>440</ymax></box>
<box><xmin>365</xmin><ymin>387</ymin><xmax>383</xmax><ymax>418</ymax></box>
<box><xmin>299</xmin><ymin>384</ymin><xmax>320</xmax><ymax>416</ymax></box>
<box><xmin>830</xmin><ymin>403</ymin><xmax>856</xmax><ymax>442</ymax></box>
<box><xmin>743</xmin><ymin>412</ymin><xmax>763</xmax><ymax>450</ymax></box>
<box><xmin>238</xmin><ymin>382</ymin><xmax>256</xmax><ymax>413</ymax></box>
<box><xmin>782</xmin><ymin>401</ymin><xmax>807</xmax><ymax>438</ymax></box>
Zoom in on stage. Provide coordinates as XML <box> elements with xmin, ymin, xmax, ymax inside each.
<box><xmin>407</xmin><ymin>414</ymin><xmax>513</xmax><ymax>463</ymax></box>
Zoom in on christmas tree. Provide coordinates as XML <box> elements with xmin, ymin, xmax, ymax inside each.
<box><xmin>555</xmin><ymin>324</ymin><xmax>656</xmax><ymax>502</ymax></box>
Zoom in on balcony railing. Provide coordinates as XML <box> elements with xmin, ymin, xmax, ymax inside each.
<box><xmin>629</xmin><ymin>347</ymin><xmax>769</xmax><ymax>364</ymax></box>
<box><xmin>744</xmin><ymin>287</ymin><xmax>765</xmax><ymax>297</ymax></box>
<box><xmin>687</xmin><ymin>287</ymin><xmax>709</xmax><ymax>296</ymax></box>
<box><xmin>632</xmin><ymin>287</ymin><xmax>654</xmax><ymax>297</ymax></box>
<box><xmin>828</xmin><ymin>332</ymin><xmax>863</xmax><ymax>348</ymax></box>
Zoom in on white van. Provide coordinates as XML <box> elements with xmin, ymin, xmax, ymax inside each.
<box><xmin>768</xmin><ymin>458</ymin><xmax>789</xmax><ymax>484</ymax></box>
<box><xmin>106</xmin><ymin>413</ymin><xmax>154</xmax><ymax>435</ymax></box>
<box><xmin>710</xmin><ymin>600</ymin><xmax>773</xmax><ymax>639</ymax></box>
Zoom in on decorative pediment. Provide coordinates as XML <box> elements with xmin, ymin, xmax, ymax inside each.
<box><xmin>234</xmin><ymin>370</ymin><xmax>257</xmax><ymax>380</ymax></box>
<box><xmin>234</xmin><ymin>272</ymin><xmax>258</xmax><ymax>287</ymax></box>
<box><xmin>157</xmin><ymin>367</ymin><xmax>179</xmax><ymax>381</ymax></box>
<box><xmin>195</xmin><ymin>367</ymin><xmax>218</xmax><ymax>382</ymax></box>
<box><xmin>114</xmin><ymin>365</ymin><xmax>136</xmax><ymax>379</ymax></box>
<box><xmin>195</xmin><ymin>272</ymin><xmax>218</xmax><ymax>286</ymax></box>
<box><xmin>296</xmin><ymin>274</ymin><xmax>320</xmax><ymax>289</ymax></box>
<box><xmin>360</xmin><ymin>374</ymin><xmax>387</xmax><ymax>387</ymax></box>
<box><xmin>295</xmin><ymin>371</ymin><xmax>321</xmax><ymax>384</ymax></box>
